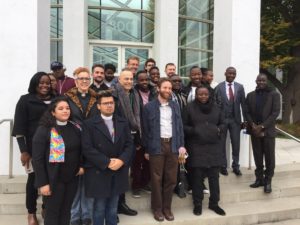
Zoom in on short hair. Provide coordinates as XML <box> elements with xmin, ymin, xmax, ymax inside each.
<box><xmin>136</xmin><ymin>70</ymin><xmax>148</xmax><ymax>79</ymax></box>
<box><xmin>28</xmin><ymin>72</ymin><xmax>50</xmax><ymax>94</ymax></box>
<box><xmin>92</xmin><ymin>64</ymin><xmax>104</xmax><ymax>72</ymax></box>
<box><xmin>145</xmin><ymin>58</ymin><xmax>156</xmax><ymax>67</ymax></box>
<box><xmin>200</xmin><ymin>67</ymin><xmax>208</xmax><ymax>75</ymax></box>
<box><xmin>149</xmin><ymin>66</ymin><xmax>160</xmax><ymax>73</ymax></box>
<box><xmin>165</xmin><ymin>63</ymin><xmax>176</xmax><ymax>69</ymax></box>
<box><xmin>104</xmin><ymin>63</ymin><xmax>116</xmax><ymax>73</ymax></box>
<box><xmin>73</xmin><ymin>67</ymin><xmax>90</xmax><ymax>77</ymax></box>
<box><xmin>97</xmin><ymin>91</ymin><xmax>114</xmax><ymax>104</ymax></box>
<box><xmin>126</xmin><ymin>56</ymin><xmax>140</xmax><ymax>64</ymax></box>
<box><xmin>157</xmin><ymin>77</ymin><xmax>172</xmax><ymax>88</ymax></box>
<box><xmin>190</xmin><ymin>65</ymin><xmax>200</xmax><ymax>73</ymax></box>
<box><xmin>195</xmin><ymin>85</ymin><xmax>210</xmax><ymax>95</ymax></box>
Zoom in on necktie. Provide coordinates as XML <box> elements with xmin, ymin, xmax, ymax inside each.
<box><xmin>228</xmin><ymin>83</ymin><xmax>234</xmax><ymax>101</ymax></box>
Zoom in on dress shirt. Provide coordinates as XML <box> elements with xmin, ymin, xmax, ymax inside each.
<box><xmin>160</xmin><ymin>103</ymin><xmax>172</xmax><ymax>138</ymax></box>
<box><xmin>225</xmin><ymin>81</ymin><xmax>235</xmax><ymax>100</ymax></box>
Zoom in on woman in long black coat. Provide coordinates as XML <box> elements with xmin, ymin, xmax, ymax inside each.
<box><xmin>183</xmin><ymin>86</ymin><xmax>226</xmax><ymax>216</ymax></box>
<box><xmin>12</xmin><ymin>72</ymin><xmax>55</xmax><ymax>225</ymax></box>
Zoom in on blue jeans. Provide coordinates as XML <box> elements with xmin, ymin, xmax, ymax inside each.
<box><xmin>70</xmin><ymin>176</ymin><xmax>94</xmax><ymax>223</ymax></box>
<box><xmin>93</xmin><ymin>195</ymin><xmax>119</xmax><ymax>225</ymax></box>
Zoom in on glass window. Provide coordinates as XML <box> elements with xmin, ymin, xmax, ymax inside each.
<box><xmin>178</xmin><ymin>0</ymin><xmax>214</xmax><ymax>77</ymax></box>
<box><xmin>88</xmin><ymin>0</ymin><xmax>154</xmax><ymax>43</ymax></box>
<box><xmin>93</xmin><ymin>46</ymin><xmax>119</xmax><ymax>71</ymax></box>
<box><xmin>50</xmin><ymin>8</ymin><xmax>63</xmax><ymax>38</ymax></box>
<box><xmin>179</xmin><ymin>19</ymin><xmax>213</xmax><ymax>50</ymax></box>
<box><xmin>50</xmin><ymin>1</ymin><xmax>63</xmax><ymax>62</ymax></box>
<box><xmin>51</xmin><ymin>40</ymin><xmax>63</xmax><ymax>63</ymax></box>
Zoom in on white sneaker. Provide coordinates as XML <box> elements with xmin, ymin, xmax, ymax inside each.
<box><xmin>203</xmin><ymin>189</ymin><xmax>210</xmax><ymax>194</ymax></box>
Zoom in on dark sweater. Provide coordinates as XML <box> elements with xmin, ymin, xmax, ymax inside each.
<box><xmin>32</xmin><ymin>122</ymin><xmax>81</xmax><ymax>188</ymax></box>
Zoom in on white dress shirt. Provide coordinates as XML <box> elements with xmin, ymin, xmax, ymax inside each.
<box><xmin>225</xmin><ymin>81</ymin><xmax>235</xmax><ymax>100</ymax></box>
<box><xmin>160</xmin><ymin>103</ymin><xmax>172</xmax><ymax>138</ymax></box>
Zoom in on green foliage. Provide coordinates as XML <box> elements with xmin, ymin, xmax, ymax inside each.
<box><xmin>260</xmin><ymin>0</ymin><xmax>300</xmax><ymax>75</ymax></box>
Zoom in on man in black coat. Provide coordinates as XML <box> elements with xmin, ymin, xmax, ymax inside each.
<box><xmin>82</xmin><ymin>92</ymin><xmax>134</xmax><ymax>225</ymax></box>
<box><xmin>245</xmin><ymin>74</ymin><xmax>280</xmax><ymax>193</ymax></box>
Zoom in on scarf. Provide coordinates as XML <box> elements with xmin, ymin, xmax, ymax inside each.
<box><xmin>115</xmin><ymin>83</ymin><xmax>141</xmax><ymax>134</ymax></box>
<box><xmin>196</xmin><ymin>98</ymin><xmax>214</xmax><ymax>114</ymax></box>
<box><xmin>49</xmin><ymin>128</ymin><xmax>65</xmax><ymax>163</ymax></box>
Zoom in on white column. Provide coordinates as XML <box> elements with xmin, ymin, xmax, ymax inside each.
<box><xmin>0</xmin><ymin>0</ymin><xmax>50</xmax><ymax>175</ymax></box>
<box><xmin>213</xmin><ymin>0</ymin><xmax>261</xmax><ymax>168</ymax></box>
<box><xmin>154</xmin><ymin>0</ymin><xmax>179</xmax><ymax>76</ymax></box>
<box><xmin>63</xmin><ymin>0</ymin><xmax>88</xmax><ymax>75</ymax></box>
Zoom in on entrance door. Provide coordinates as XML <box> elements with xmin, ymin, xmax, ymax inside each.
<box><xmin>90</xmin><ymin>43</ymin><xmax>152</xmax><ymax>74</ymax></box>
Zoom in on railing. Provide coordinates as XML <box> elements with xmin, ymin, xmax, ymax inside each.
<box><xmin>0</xmin><ymin>119</ymin><xmax>14</xmax><ymax>178</ymax></box>
<box><xmin>276</xmin><ymin>126</ymin><xmax>300</xmax><ymax>143</ymax></box>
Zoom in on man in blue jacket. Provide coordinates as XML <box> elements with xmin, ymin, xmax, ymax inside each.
<box><xmin>143</xmin><ymin>78</ymin><xmax>186</xmax><ymax>222</ymax></box>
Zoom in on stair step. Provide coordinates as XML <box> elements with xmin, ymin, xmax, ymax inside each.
<box><xmin>259</xmin><ymin>219</ymin><xmax>300</xmax><ymax>225</ymax></box>
<box><xmin>1</xmin><ymin>176</ymin><xmax>300</xmax><ymax>215</ymax></box>
<box><xmin>1</xmin><ymin>163</ymin><xmax>300</xmax><ymax>194</ymax></box>
<box><xmin>118</xmin><ymin>196</ymin><xmax>300</xmax><ymax>225</ymax></box>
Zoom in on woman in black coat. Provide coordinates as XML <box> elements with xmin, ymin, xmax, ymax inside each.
<box><xmin>32</xmin><ymin>96</ymin><xmax>82</xmax><ymax>225</ymax></box>
<box><xmin>183</xmin><ymin>86</ymin><xmax>226</xmax><ymax>216</ymax></box>
<box><xmin>12</xmin><ymin>72</ymin><xmax>55</xmax><ymax>225</ymax></box>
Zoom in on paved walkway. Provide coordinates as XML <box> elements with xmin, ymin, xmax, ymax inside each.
<box><xmin>276</xmin><ymin>137</ymin><xmax>300</xmax><ymax>165</ymax></box>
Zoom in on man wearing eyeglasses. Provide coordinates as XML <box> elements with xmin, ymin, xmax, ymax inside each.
<box><xmin>82</xmin><ymin>91</ymin><xmax>134</xmax><ymax>225</ymax></box>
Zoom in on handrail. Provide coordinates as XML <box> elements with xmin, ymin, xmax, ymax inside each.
<box><xmin>276</xmin><ymin>126</ymin><xmax>300</xmax><ymax>143</ymax></box>
<box><xmin>0</xmin><ymin>119</ymin><xmax>14</xmax><ymax>178</ymax></box>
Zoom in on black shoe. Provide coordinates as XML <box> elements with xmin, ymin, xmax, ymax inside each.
<box><xmin>250</xmin><ymin>179</ymin><xmax>264</xmax><ymax>188</ymax></box>
<box><xmin>209</xmin><ymin>205</ymin><xmax>226</xmax><ymax>216</ymax></box>
<box><xmin>233</xmin><ymin>168</ymin><xmax>242</xmax><ymax>176</ymax></box>
<box><xmin>175</xmin><ymin>182</ymin><xmax>186</xmax><ymax>198</ymax></box>
<box><xmin>118</xmin><ymin>202</ymin><xmax>138</xmax><ymax>216</ymax></box>
<box><xmin>220</xmin><ymin>167</ymin><xmax>228</xmax><ymax>176</ymax></box>
<box><xmin>193</xmin><ymin>205</ymin><xmax>202</xmax><ymax>216</ymax></box>
<box><xmin>264</xmin><ymin>183</ymin><xmax>272</xmax><ymax>193</ymax></box>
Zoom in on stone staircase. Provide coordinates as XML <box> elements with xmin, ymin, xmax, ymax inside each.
<box><xmin>1</xmin><ymin>164</ymin><xmax>300</xmax><ymax>225</ymax></box>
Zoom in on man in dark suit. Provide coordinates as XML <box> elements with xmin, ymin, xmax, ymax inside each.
<box><xmin>245</xmin><ymin>74</ymin><xmax>280</xmax><ymax>193</ymax></box>
<box><xmin>81</xmin><ymin>92</ymin><xmax>134</xmax><ymax>225</ymax></box>
<box><xmin>215</xmin><ymin>67</ymin><xmax>246</xmax><ymax>176</ymax></box>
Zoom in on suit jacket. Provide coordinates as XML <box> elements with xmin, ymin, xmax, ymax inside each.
<box><xmin>215</xmin><ymin>81</ymin><xmax>246</xmax><ymax>124</ymax></box>
<box><xmin>245</xmin><ymin>88</ymin><xmax>280</xmax><ymax>137</ymax></box>
<box><xmin>82</xmin><ymin>114</ymin><xmax>134</xmax><ymax>198</ymax></box>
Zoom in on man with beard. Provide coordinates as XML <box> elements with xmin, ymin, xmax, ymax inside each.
<box><xmin>245</xmin><ymin>74</ymin><xmax>280</xmax><ymax>193</ymax></box>
<box><xmin>183</xmin><ymin>66</ymin><xmax>203</xmax><ymax>103</ymax></box>
<box><xmin>104</xmin><ymin>63</ymin><xmax>116</xmax><ymax>88</ymax></box>
<box><xmin>51</xmin><ymin>61</ymin><xmax>75</xmax><ymax>95</ymax></box>
<box><xmin>131</xmin><ymin>70</ymin><xmax>157</xmax><ymax>198</ymax></box>
<box><xmin>90</xmin><ymin>64</ymin><xmax>109</xmax><ymax>93</ymax></box>
<box><xmin>164</xmin><ymin>63</ymin><xmax>176</xmax><ymax>78</ymax></box>
<box><xmin>143</xmin><ymin>78</ymin><xmax>186</xmax><ymax>222</ymax></box>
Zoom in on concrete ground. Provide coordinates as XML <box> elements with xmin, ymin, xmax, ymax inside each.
<box><xmin>275</xmin><ymin>137</ymin><xmax>300</xmax><ymax>165</ymax></box>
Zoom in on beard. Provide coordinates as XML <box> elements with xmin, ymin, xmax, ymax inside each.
<box><xmin>159</xmin><ymin>91</ymin><xmax>171</xmax><ymax>100</ymax></box>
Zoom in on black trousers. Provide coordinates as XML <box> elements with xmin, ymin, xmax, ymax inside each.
<box><xmin>43</xmin><ymin>177</ymin><xmax>78</xmax><ymax>225</ymax></box>
<box><xmin>251</xmin><ymin>136</ymin><xmax>275</xmax><ymax>181</ymax></box>
<box><xmin>192</xmin><ymin>167</ymin><xmax>220</xmax><ymax>207</ymax></box>
<box><xmin>26</xmin><ymin>172</ymin><xmax>38</xmax><ymax>214</ymax></box>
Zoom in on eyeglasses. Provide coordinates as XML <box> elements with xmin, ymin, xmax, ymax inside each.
<box><xmin>100</xmin><ymin>101</ymin><xmax>114</xmax><ymax>106</ymax></box>
<box><xmin>76</xmin><ymin>77</ymin><xmax>91</xmax><ymax>81</ymax></box>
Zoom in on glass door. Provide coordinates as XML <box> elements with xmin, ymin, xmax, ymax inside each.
<box><xmin>90</xmin><ymin>43</ymin><xmax>152</xmax><ymax>74</ymax></box>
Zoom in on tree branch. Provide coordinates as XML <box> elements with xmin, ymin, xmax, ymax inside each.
<box><xmin>259</xmin><ymin>68</ymin><xmax>285</xmax><ymax>93</ymax></box>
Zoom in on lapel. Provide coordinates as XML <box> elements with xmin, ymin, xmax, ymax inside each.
<box><xmin>93</xmin><ymin>114</ymin><xmax>114</xmax><ymax>143</ymax></box>
<box><xmin>221</xmin><ymin>82</ymin><xmax>229</xmax><ymax>103</ymax></box>
<box><xmin>114</xmin><ymin>116</ymin><xmax>125</xmax><ymax>143</ymax></box>
<box><xmin>234</xmin><ymin>82</ymin><xmax>239</xmax><ymax>102</ymax></box>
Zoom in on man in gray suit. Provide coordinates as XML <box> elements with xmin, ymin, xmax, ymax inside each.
<box><xmin>215</xmin><ymin>67</ymin><xmax>246</xmax><ymax>176</ymax></box>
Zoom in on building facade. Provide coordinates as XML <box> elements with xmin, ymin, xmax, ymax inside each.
<box><xmin>0</xmin><ymin>0</ymin><xmax>261</xmax><ymax>175</ymax></box>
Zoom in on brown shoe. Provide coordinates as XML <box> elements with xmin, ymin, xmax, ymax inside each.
<box><xmin>163</xmin><ymin>209</ymin><xmax>174</xmax><ymax>221</ymax></box>
<box><xmin>153</xmin><ymin>210</ymin><xmax>164</xmax><ymax>221</ymax></box>
<box><xmin>28</xmin><ymin>214</ymin><xmax>39</xmax><ymax>225</ymax></box>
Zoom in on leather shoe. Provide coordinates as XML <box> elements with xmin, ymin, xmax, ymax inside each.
<box><xmin>233</xmin><ymin>168</ymin><xmax>242</xmax><ymax>176</ymax></box>
<box><xmin>250</xmin><ymin>179</ymin><xmax>264</xmax><ymax>188</ymax></box>
<box><xmin>209</xmin><ymin>205</ymin><xmax>226</xmax><ymax>216</ymax></box>
<box><xmin>220</xmin><ymin>167</ymin><xmax>228</xmax><ymax>176</ymax></box>
<box><xmin>28</xmin><ymin>214</ymin><xmax>39</xmax><ymax>225</ymax></box>
<box><xmin>153</xmin><ymin>211</ymin><xmax>164</xmax><ymax>221</ymax></box>
<box><xmin>193</xmin><ymin>205</ymin><xmax>202</xmax><ymax>216</ymax></box>
<box><xmin>264</xmin><ymin>183</ymin><xmax>272</xmax><ymax>193</ymax></box>
<box><xmin>118</xmin><ymin>202</ymin><xmax>138</xmax><ymax>216</ymax></box>
<box><xmin>163</xmin><ymin>209</ymin><xmax>174</xmax><ymax>221</ymax></box>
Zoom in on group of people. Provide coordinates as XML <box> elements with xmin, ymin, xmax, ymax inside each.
<box><xmin>12</xmin><ymin>56</ymin><xmax>280</xmax><ymax>225</ymax></box>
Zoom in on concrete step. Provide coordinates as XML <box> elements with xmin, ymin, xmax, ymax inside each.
<box><xmin>259</xmin><ymin>219</ymin><xmax>300</xmax><ymax>225</ymax></box>
<box><xmin>118</xmin><ymin>196</ymin><xmax>300</xmax><ymax>225</ymax></box>
<box><xmin>1</xmin><ymin>176</ymin><xmax>300</xmax><ymax>215</ymax></box>
<box><xmin>2</xmin><ymin>163</ymin><xmax>300</xmax><ymax>194</ymax></box>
